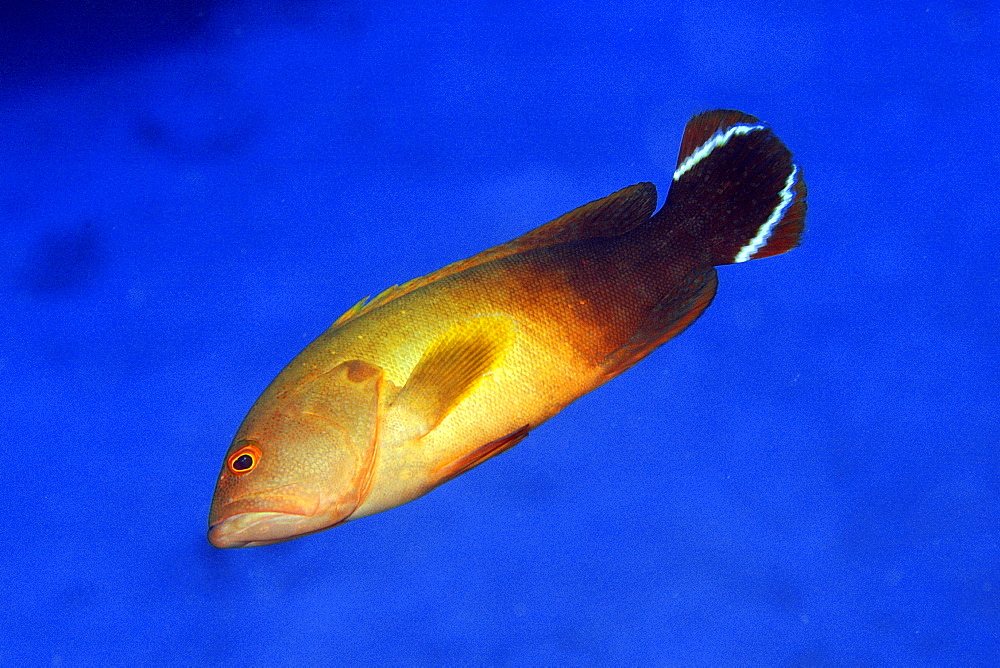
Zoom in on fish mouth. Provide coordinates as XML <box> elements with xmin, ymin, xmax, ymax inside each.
<box><xmin>208</xmin><ymin>511</ymin><xmax>329</xmax><ymax>548</ymax></box>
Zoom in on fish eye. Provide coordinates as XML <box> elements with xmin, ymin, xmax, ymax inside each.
<box><xmin>227</xmin><ymin>442</ymin><xmax>262</xmax><ymax>475</ymax></box>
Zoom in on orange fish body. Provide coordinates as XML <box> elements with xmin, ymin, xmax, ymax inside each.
<box><xmin>209</xmin><ymin>110</ymin><xmax>807</xmax><ymax>547</ymax></box>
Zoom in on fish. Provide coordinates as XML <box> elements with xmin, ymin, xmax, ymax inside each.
<box><xmin>208</xmin><ymin>109</ymin><xmax>807</xmax><ymax>548</ymax></box>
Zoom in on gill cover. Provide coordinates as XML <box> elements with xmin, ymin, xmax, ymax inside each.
<box><xmin>208</xmin><ymin>359</ymin><xmax>383</xmax><ymax>547</ymax></box>
<box><xmin>346</xmin><ymin>315</ymin><xmax>520</xmax><ymax>521</ymax></box>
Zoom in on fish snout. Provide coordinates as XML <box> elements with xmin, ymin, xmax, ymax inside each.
<box><xmin>208</xmin><ymin>485</ymin><xmax>349</xmax><ymax>548</ymax></box>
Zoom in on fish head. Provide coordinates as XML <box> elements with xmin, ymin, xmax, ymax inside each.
<box><xmin>208</xmin><ymin>359</ymin><xmax>383</xmax><ymax>548</ymax></box>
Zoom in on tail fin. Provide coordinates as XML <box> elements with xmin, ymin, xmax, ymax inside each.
<box><xmin>660</xmin><ymin>110</ymin><xmax>807</xmax><ymax>266</ymax></box>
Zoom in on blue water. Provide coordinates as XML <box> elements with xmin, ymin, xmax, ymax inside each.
<box><xmin>3</xmin><ymin>1</ymin><xmax>998</xmax><ymax>664</ymax></box>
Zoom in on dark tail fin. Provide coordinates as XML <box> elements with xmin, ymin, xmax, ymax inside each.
<box><xmin>657</xmin><ymin>109</ymin><xmax>807</xmax><ymax>266</ymax></box>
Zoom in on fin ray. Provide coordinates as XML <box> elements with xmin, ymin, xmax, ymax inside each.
<box><xmin>389</xmin><ymin>316</ymin><xmax>514</xmax><ymax>440</ymax></box>
<box><xmin>658</xmin><ymin>109</ymin><xmax>806</xmax><ymax>266</ymax></box>
<box><xmin>433</xmin><ymin>425</ymin><xmax>531</xmax><ymax>484</ymax></box>
<box><xmin>331</xmin><ymin>295</ymin><xmax>370</xmax><ymax>328</ymax></box>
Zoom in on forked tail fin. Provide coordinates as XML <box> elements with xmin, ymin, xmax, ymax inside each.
<box><xmin>658</xmin><ymin>109</ymin><xmax>807</xmax><ymax>266</ymax></box>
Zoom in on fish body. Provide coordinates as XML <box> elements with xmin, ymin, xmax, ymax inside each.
<box><xmin>209</xmin><ymin>110</ymin><xmax>807</xmax><ymax>547</ymax></box>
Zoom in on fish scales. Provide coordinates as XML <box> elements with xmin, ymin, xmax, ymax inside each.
<box><xmin>208</xmin><ymin>109</ymin><xmax>807</xmax><ymax>547</ymax></box>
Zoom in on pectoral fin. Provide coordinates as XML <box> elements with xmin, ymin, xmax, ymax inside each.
<box><xmin>389</xmin><ymin>316</ymin><xmax>514</xmax><ymax>441</ymax></box>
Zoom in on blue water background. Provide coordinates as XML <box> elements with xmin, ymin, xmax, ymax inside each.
<box><xmin>2</xmin><ymin>1</ymin><xmax>998</xmax><ymax>664</ymax></box>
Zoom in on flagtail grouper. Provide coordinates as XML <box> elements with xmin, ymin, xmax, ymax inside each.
<box><xmin>208</xmin><ymin>109</ymin><xmax>807</xmax><ymax>547</ymax></box>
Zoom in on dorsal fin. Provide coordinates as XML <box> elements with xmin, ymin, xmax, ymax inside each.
<box><xmin>333</xmin><ymin>182</ymin><xmax>658</xmax><ymax>327</ymax></box>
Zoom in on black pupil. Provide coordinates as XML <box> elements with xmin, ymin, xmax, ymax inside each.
<box><xmin>232</xmin><ymin>453</ymin><xmax>254</xmax><ymax>471</ymax></box>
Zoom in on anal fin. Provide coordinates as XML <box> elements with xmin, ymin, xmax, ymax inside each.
<box><xmin>603</xmin><ymin>268</ymin><xmax>718</xmax><ymax>378</ymax></box>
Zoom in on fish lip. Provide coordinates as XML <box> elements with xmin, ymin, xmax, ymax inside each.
<box><xmin>208</xmin><ymin>510</ymin><xmax>316</xmax><ymax>549</ymax></box>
